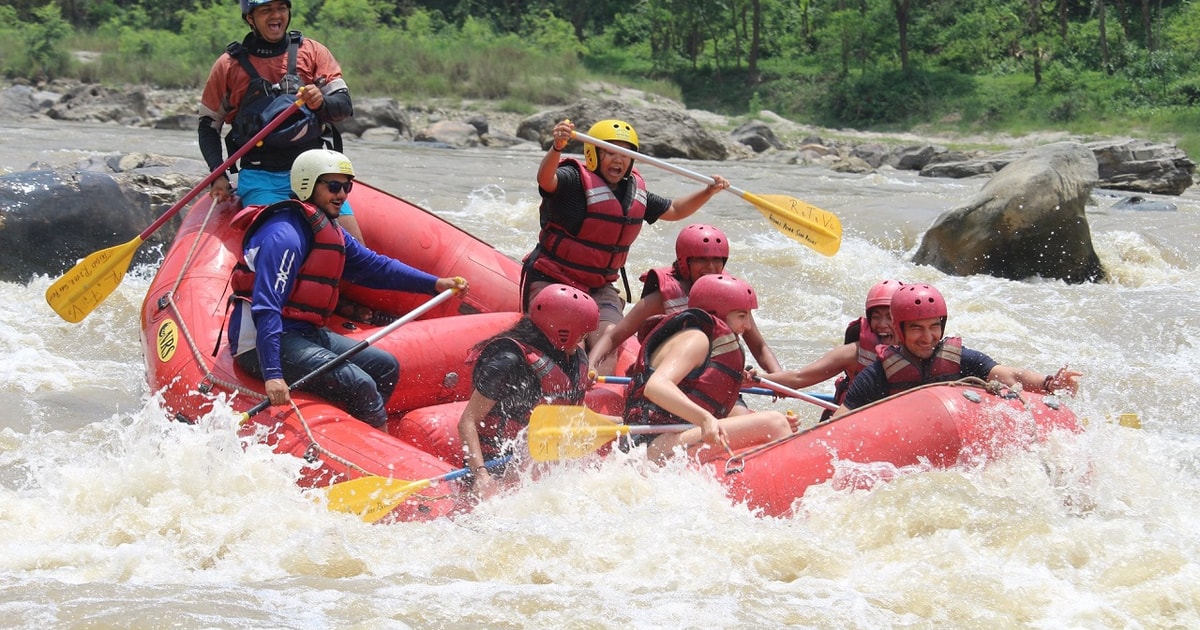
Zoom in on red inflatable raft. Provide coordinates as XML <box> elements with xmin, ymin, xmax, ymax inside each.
<box><xmin>140</xmin><ymin>181</ymin><xmax>526</xmax><ymax>521</ymax></box>
<box><xmin>413</xmin><ymin>377</ymin><xmax>1081</xmax><ymax>518</ymax></box>
<box><xmin>700</xmin><ymin>380</ymin><xmax>1082</xmax><ymax>517</ymax></box>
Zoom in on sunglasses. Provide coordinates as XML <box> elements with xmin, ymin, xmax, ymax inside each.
<box><xmin>318</xmin><ymin>178</ymin><xmax>353</xmax><ymax>195</ymax></box>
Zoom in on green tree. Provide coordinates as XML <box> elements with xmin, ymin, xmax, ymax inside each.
<box><xmin>891</xmin><ymin>0</ymin><xmax>911</xmax><ymax>72</ymax></box>
<box><xmin>317</xmin><ymin>0</ymin><xmax>382</xmax><ymax>29</ymax></box>
<box><xmin>21</xmin><ymin>3</ymin><xmax>73</xmax><ymax>79</ymax></box>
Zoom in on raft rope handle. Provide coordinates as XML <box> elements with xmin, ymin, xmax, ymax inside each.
<box><xmin>723</xmin><ymin>420</ymin><xmax>827</xmax><ymax>475</ymax></box>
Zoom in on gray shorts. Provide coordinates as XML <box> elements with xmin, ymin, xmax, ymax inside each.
<box><xmin>526</xmin><ymin>280</ymin><xmax>625</xmax><ymax>326</ymax></box>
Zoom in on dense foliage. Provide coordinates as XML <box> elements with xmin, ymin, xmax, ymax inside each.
<box><xmin>3</xmin><ymin>0</ymin><xmax>1198</xmax><ymax>146</ymax></box>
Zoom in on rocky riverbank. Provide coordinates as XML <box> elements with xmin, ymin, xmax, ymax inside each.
<box><xmin>0</xmin><ymin>77</ymin><xmax>1081</xmax><ymax>153</ymax></box>
<box><xmin>0</xmin><ymin>78</ymin><xmax>1194</xmax><ymax>195</ymax></box>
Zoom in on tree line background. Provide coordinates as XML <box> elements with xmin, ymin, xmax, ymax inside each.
<box><xmin>2</xmin><ymin>0</ymin><xmax>1198</xmax><ymax>149</ymax></box>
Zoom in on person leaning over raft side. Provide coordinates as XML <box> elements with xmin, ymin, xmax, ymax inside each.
<box><xmin>522</xmin><ymin>118</ymin><xmax>732</xmax><ymax>375</ymax></box>
<box><xmin>197</xmin><ymin>0</ymin><xmax>363</xmax><ymax>242</ymax></box>
<box><xmin>763</xmin><ymin>279</ymin><xmax>905</xmax><ymax>420</ymax></box>
<box><xmin>623</xmin><ymin>274</ymin><xmax>798</xmax><ymax>463</ymax></box>
<box><xmin>226</xmin><ymin>149</ymin><xmax>469</xmax><ymax>429</ymax></box>
<box><xmin>458</xmin><ymin>284</ymin><xmax>599</xmax><ymax>499</ymax></box>
<box><xmin>588</xmin><ymin>223</ymin><xmax>783</xmax><ymax>378</ymax></box>
<box><xmin>830</xmin><ymin>283</ymin><xmax>1082</xmax><ymax>419</ymax></box>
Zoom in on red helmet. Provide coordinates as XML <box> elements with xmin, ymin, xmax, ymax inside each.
<box><xmin>675</xmin><ymin>224</ymin><xmax>730</xmax><ymax>264</ymax></box>
<box><xmin>864</xmin><ymin>279</ymin><xmax>905</xmax><ymax>314</ymax></box>
<box><xmin>890</xmin><ymin>284</ymin><xmax>948</xmax><ymax>342</ymax></box>
<box><xmin>529</xmin><ymin>284</ymin><xmax>599</xmax><ymax>351</ymax></box>
<box><xmin>688</xmin><ymin>274</ymin><xmax>757</xmax><ymax>321</ymax></box>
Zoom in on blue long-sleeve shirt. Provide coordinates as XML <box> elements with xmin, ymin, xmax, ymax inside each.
<box><xmin>228</xmin><ymin>209</ymin><xmax>438</xmax><ymax>381</ymax></box>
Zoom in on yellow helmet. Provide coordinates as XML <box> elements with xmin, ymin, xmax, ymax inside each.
<box><xmin>583</xmin><ymin>119</ymin><xmax>639</xmax><ymax>172</ymax></box>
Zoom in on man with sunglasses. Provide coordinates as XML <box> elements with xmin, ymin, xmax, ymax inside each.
<box><xmin>225</xmin><ymin>149</ymin><xmax>469</xmax><ymax>429</ymax></box>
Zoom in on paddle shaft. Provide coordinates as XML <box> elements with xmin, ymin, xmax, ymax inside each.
<box><xmin>426</xmin><ymin>454</ymin><xmax>513</xmax><ymax>485</ymax></box>
<box><xmin>595</xmin><ymin>375</ymin><xmax>836</xmax><ymax>404</ymax></box>
<box><xmin>240</xmin><ymin>287</ymin><xmax>457</xmax><ymax>422</ymax></box>
<box><xmin>571</xmin><ymin>130</ymin><xmax>839</xmax><ymax>249</ymax></box>
<box><xmin>573</xmin><ymin>130</ymin><xmax>742</xmax><ymax>195</ymax></box>
<box><xmin>623</xmin><ymin>423</ymin><xmax>693</xmax><ymax>436</ymax></box>
<box><xmin>44</xmin><ymin>98</ymin><xmax>308</xmax><ymax>323</ymax></box>
<box><xmin>754</xmin><ymin>376</ymin><xmax>839</xmax><ymax>411</ymax></box>
<box><xmin>139</xmin><ymin>99</ymin><xmax>305</xmax><ymax>241</ymax></box>
<box><xmin>328</xmin><ymin>455</ymin><xmax>512</xmax><ymax>523</ymax></box>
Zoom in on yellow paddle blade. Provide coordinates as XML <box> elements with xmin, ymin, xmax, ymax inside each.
<box><xmin>528</xmin><ymin>405</ymin><xmax>630</xmax><ymax>462</ymax></box>
<box><xmin>1118</xmin><ymin>413</ymin><xmax>1141</xmax><ymax>429</ymax></box>
<box><xmin>750</xmin><ymin>193</ymin><xmax>842</xmax><ymax>256</ymax></box>
<box><xmin>325</xmin><ymin>475</ymin><xmax>433</xmax><ymax>523</ymax></box>
<box><xmin>45</xmin><ymin>236</ymin><xmax>143</xmax><ymax>323</ymax></box>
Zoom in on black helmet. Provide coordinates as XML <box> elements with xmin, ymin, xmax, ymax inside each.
<box><xmin>241</xmin><ymin>0</ymin><xmax>291</xmax><ymax>16</ymax></box>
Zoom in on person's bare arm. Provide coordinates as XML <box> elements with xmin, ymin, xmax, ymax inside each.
<box><xmin>537</xmin><ymin>119</ymin><xmax>574</xmax><ymax>192</ymax></box>
<box><xmin>743</xmin><ymin>313</ymin><xmax>782</xmax><ymax>373</ymax></box>
<box><xmin>763</xmin><ymin>343</ymin><xmax>856</xmax><ymax>389</ymax></box>
<box><xmin>659</xmin><ymin>176</ymin><xmax>730</xmax><ymax>221</ymax></box>
<box><xmin>588</xmin><ymin>292</ymin><xmax>665</xmax><ymax>371</ymax></box>
<box><xmin>457</xmin><ymin>390</ymin><xmax>500</xmax><ymax>497</ymax></box>
<box><xmin>988</xmin><ymin>364</ymin><xmax>1082</xmax><ymax>396</ymax></box>
<box><xmin>643</xmin><ymin>329</ymin><xmax>725</xmax><ymax>445</ymax></box>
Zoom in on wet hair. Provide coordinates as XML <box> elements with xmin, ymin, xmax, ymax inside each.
<box><xmin>472</xmin><ymin>317</ymin><xmax>561</xmax><ymax>358</ymax></box>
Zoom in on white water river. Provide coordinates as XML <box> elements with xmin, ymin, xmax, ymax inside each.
<box><xmin>1</xmin><ymin>119</ymin><xmax>1198</xmax><ymax>628</ymax></box>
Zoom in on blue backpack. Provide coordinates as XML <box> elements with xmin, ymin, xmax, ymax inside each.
<box><xmin>226</xmin><ymin>32</ymin><xmax>323</xmax><ymax>151</ymax></box>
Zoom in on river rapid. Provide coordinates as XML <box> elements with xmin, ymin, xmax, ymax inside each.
<box><xmin>2</xmin><ymin>119</ymin><xmax>1199</xmax><ymax>628</ymax></box>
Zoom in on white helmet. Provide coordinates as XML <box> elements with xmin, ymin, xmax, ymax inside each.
<box><xmin>291</xmin><ymin>149</ymin><xmax>355</xmax><ymax>201</ymax></box>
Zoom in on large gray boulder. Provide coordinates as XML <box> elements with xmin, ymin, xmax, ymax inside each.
<box><xmin>517</xmin><ymin>99</ymin><xmax>727</xmax><ymax>161</ymax></box>
<box><xmin>1087</xmin><ymin>138</ymin><xmax>1196</xmax><ymax>196</ymax></box>
<box><xmin>413</xmin><ymin>120</ymin><xmax>482</xmax><ymax>148</ymax></box>
<box><xmin>730</xmin><ymin>121</ymin><xmax>786</xmax><ymax>153</ymax></box>
<box><xmin>919</xmin><ymin>139</ymin><xmax>1194</xmax><ymax>195</ymax></box>
<box><xmin>911</xmin><ymin>142</ymin><xmax>1106</xmax><ymax>283</ymax></box>
<box><xmin>0</xmin><ymin>154</ymin><xmax>206</xmax><ymax>283</ymax></box>
<box><xmin>0</xmin><ymin>85</ymin><xmax>44</xmax><ymax>120</ymax></box>
<box><xmin>335</xmin><ymin>97</ymin><xmax>413</xmax><ymax>139</ymax></box>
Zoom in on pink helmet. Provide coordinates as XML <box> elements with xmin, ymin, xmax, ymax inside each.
<box><xmin>529</xmin><ymin>284</ymin><xmax>599</xmax><ymax>351</ymax></box>
<box><xmin>889</xmin><ymin>284</ymin><xmax>948</xmax><ymax>342</ymax></box>
<box><xmin>675</xmin><ymin>224</ymin><xmax>730</xmax><ymax>264</ymax></box>
<box><xmin>864</xmin><ymin>279</ymin><xmax>905</xmax><ymax>314</ymax></box>
<box><xmin>689</xmin><ymin>274</ymin><xmax>757</xmax><ymax>321</ymax></box>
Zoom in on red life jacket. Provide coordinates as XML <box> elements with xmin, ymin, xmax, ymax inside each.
<box><xmin>830</xmin><ymin>316</ymin><xmax>885</xmax><ymax>406</ymax></box>
<box><xmin>624</xmin><ymin>309</ymin><xmax>744</xmax><ymax>426</ymax></box>
<box><xmin>853</xmin><ymin>316</ymin><xmax>885</xmax><ymax>374</ymax></box>
<box><xmin>470</xmin><ymin>338</ymin><xmax>589</xmax><ymax>459</ymax></box>
<box><xmin>229</xmin><ymin>200</ymin><xmax>345</xmax><ymax>327</ymax></box>
<box><xmin>878</xmin><ymin>336</ymin><xmax>964</xmax><ymax>395</ymax></box>
<box><xmin>531</xmin><ymin>158</ymin><xmax>647</xmax><ymax>289</ymax></box>
<box><xmin>640</xmin><ymin>265</ymin><xmax>689</xmax><ymax>314</ymax></box>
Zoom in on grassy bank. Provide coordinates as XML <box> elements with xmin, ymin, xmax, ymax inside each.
<box><xmin>4</xmin><ymin>5</ymin><xmax>1196</xmax><ymax>156</ymax></box>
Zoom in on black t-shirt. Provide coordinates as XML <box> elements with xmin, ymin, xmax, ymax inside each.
<box><xmin>842</xmin><ymin>345</ymin><xmax>999</xmax><ymax>409</ymax></box>
<box><xmin>538</xmin><ymin>163</ymin><xmax>673</xmax><ymax>235</ymax></box>
<box><xmin>472</xmin><ymin>338</ymin><xmax>581</xmax><ymax>421</ymax></box>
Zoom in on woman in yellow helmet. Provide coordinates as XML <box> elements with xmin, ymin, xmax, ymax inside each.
<box><xmin>522</xmin><ymin>118</ymin><xmax>731</xmax><ymax>375</ymax></box>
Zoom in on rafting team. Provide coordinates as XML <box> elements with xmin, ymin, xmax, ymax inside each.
<box><xmin>204</xmin><ymin>0</ymin><xmax>1084</xmax><ymax>498</ymax></box>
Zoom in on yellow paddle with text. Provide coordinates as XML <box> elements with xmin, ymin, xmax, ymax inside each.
<box><xmin>572</xmin><ymin>130</ymin><xmax>842</xmax><ymax>256</ymax></box>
